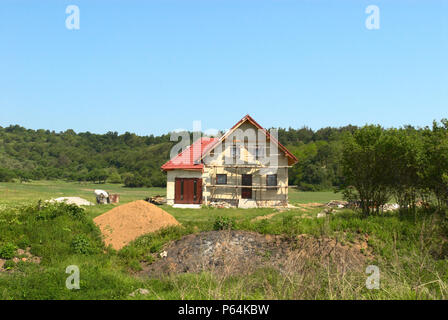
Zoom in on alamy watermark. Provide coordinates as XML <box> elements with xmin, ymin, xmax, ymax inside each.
<box><xmin>66</xmin><ymin>5</ymin><xmax>80</xmax><ymax>30</ymax></box>
<box><xmin>365</xmin><ymin>265</ymin><xmax>380</xmax><ymax>289</ymax></box>
<box><xmin>66</xmin><ymin>265</ymin><xmax>80</xmax><ymax>290</ymax></box>
<box><xmin>365</xmin><ymin>5</ymin><xmax>380</xmax><ymax>30</ymax></box>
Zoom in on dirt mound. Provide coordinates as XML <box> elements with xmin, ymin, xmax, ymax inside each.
<box><xmin>93</xmin><ymin>200</ymin><xmax>180</xmax><ymax>250</ymax></box>
<box><xmin>143</xmin><ymin>230</ymin><xmax>371</xmax><ymax>277</ymax></box>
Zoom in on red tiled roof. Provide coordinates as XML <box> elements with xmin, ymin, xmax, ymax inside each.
<box><xmin>161</xmin><ymin>137</ymin><xmax>218</xmax><ymax>171</ymax></box>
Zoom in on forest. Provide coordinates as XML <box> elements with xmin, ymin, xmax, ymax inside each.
<box><xmin>0</xmin><ymin>123</ymin><xmax>357</xmax><ymax>189</ymax></box>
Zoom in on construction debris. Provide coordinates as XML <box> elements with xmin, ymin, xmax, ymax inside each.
<box><xmin>209</xmin><ymin>201</ymin><xmax>233</xmax><ymax>209</ymax></box>
<box><xmin>381</xmin><ymin>203</ymin><xmax>400</xmax><ymax>212</ymax></box>
<box><xmin>325</xmin><ymin>200</ymin><xmax>348</xmax><ymax>208</ymax></box>
<box><xmin>146</xmin><ymin>195</ymin><xmax>166</xmax><ymax>205</ymax></box>
<box><xmin>49</xmin><ymin>197</ymin><xmax>93</xmax><ymax>206</ymax></box>
<box><xmin>109</xmin><ymin>194</ymin><xmax>120</xmax><ymax>204</ymax></box>
<box><xmin>93</xmin><ymin>200</ymin><xmax>180</xmax><ymax>250</ymax></box>
<box><xmin>238</xmin><ymin>199</ymin><xmax>258</xmax><ymax>209</ymax></box>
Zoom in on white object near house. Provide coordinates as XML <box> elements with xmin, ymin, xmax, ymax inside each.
<box><xmin>94</xmin><ymin>189</ymin><xmax>109</xmax><ymax>204</ymax></box>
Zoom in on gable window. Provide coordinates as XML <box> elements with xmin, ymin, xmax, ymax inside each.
<box><xmin>255</xmin><ymin>146</ymin><xmax>264</xmax><ymax>160</ymax></box>
<box><xmin>209</xmin><ymin>148</ymin><xmax>215</xmax><ymax>157</ymax></box>
<box><xmin>216</xmin><ymin>174</ymin><xmax>227</xmax><ymax>185</ymax></box>
<box><xmin>266</xmin><ymin>174</ymin><xmax>277</xmax><ymax>187</ymax></box>
<box><xmin>231</xmin><ymin>145</ymin><xmax>240</xmax><ymax>158</ymax></box>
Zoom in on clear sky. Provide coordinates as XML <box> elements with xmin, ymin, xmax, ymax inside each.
<box><xmin>0</xmin><ymin>0</ymin><xmax>447</xmax><ymax>135</ymax></box>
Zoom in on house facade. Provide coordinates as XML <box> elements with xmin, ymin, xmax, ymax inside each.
<box><xmin>161</xmin><ymin>115</ymin><xmax>298</xmax><ymax>207</ymax></box>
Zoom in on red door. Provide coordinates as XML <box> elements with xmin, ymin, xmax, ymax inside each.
<box><xmin>175</xmin><ymin>178</ymin><xmax>202</xmax><ymax>204</ymax></box>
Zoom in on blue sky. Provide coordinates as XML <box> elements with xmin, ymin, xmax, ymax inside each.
<box><xmin>0</xmin><ymin>0</ymin><xmax>447</xmax><ymax>135</ymax></box>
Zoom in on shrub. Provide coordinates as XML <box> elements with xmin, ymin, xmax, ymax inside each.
<box><xmin>213</xmin><ymin>216</ymin><xmax>235</xmax><ymax>230</ymax></box>
<box><xmin>33</xmin><ymin>202</ymin><xmax>86</xmax><ymax>221</ymax></box>
<box><xmin>65</xmin><ymin>204</ymin><xmax>86</xmax><ymax>220</ymax></box>
<box><xmin>71</xmin><ymin>235</ymin><xmax>92</xmax><ymax>254</ymax></box>
<box><xmin>3</xmin><ymin>260</ymin><xmax>15</xmax><ymax>270</ymax></box>
<box><xmin>123</xmin><ymin>173</ymin><xmax>149</xmax><ymax>188</ymax></box>
<box><xmin>107</xmin><ymin>172</ymin><xmax>122</xmax><ymax>184</ymax></box>
<box><xmin>0</xmin><ymin>243</ymin><xmax>17</xmax><ymax>260</ymax></box>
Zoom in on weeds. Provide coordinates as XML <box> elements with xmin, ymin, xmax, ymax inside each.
<box><xmin>0</xmin><ymin>200</ymin><xmax>447</xmax><ymax>299</ymax></box>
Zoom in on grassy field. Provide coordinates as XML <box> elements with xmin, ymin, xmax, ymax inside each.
<box><xmin>0</xmin><ymin>181</ymin><xmax>447</xmax><ymax>300</ymax></box>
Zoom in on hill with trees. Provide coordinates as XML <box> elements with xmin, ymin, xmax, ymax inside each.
<box><xmin>1</xmin><ymin>120</ymin><xmax>447</xmax><ymax>209</ymax></box>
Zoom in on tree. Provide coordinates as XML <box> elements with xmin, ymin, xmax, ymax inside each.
<box><xmin>341</xmin><ymin>125</ymin><xmax>394</xmax><ymax>215</ymax></box>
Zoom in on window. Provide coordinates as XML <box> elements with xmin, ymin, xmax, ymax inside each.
<box><xmin>255</xmin><ymin>146</ymin><xmax>264</xmax><ymax>159</ymax></box>
<box><xmin>216</xmin><ymin>174</ymin><xmax>227</xmax><ymax>185</ymax></box>
<box><xmin>209</xmin><ymin>149</ymin><xmax>214</xmax><ymax>157</ymax></box>
<box><xmin>231</xmin><ymin>145</ymin><xmax>239</xmax><ymax>158</ymax></box>
<box><xmin>266</xmin><ymin>174</ymin><xmax>277</xmax><ymax>187</ymax></box>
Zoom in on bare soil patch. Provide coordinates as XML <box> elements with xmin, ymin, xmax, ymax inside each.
<box><xmin>142</xmin><ymin>230</ymin><xmax>371</xmax><ymax>277</ymax></box>
<box><xmin>251</xmin><ymin>212</ymin><xmax>281</xmax><ymax>222</ymax></box>
<box><xmin>94</xmin><ymin>200</ymin><xmax>180</xmax><ymax>250</ymax></box>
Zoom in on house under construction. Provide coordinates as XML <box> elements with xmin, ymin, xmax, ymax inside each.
<box><xmin>161</xmin><ymin>115</ymin><xmax>298</xmax><ymax>207</ymax></box>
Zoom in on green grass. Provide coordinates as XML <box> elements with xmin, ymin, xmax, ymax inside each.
<box><xmin>0</xmin><ymin>181</ymin><xmax>447</xmax><ymax>300</ymax></box>
<box><xmin>0</xmin><ymin>180</ymin><xmax>165</xmax><ymax>206</ymax></box>
<box><xmin>288</xmin><ymin>189</ymin><xmax>342</xmax><ymax>204</ymax></box>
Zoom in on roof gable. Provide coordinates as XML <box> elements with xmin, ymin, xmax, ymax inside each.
<box><xmin>161</xmin><ymin>114</ymin><xmax>299</xmax><ymax>171</ymax></box>
<box><xmin>201</xmin><ymin>114</ymin><xmax>298</xmax><ymax>166</ymax></box>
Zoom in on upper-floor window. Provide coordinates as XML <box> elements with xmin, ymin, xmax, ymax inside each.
<box><xmin>266</xmin><ymin>174</ymin><xmax>277</xmax><ymax>186</ymax></box>
<box><xmin>216</xmin><ymin>174</ymin><xmax>227</xmax><ymax>185</ymax></box>
<box><xmin>231</xmin><ymin>145</ymin><xmax>240</xmax><ymax>158</ymax></box>
<box><xmin>255</xmin><ymin>146</ymin><xmax>264</xmax><ymax>159</ymax></box>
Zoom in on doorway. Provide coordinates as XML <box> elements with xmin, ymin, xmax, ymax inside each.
<box><xmin>174</xmin><ymin>178</ymin><xmax>202</xmax><ymax>204</ymax></box>
<box><xmin>241</xmin><ymin>174</ymin><xmax>252</xmax><ymax>199</ymax></box>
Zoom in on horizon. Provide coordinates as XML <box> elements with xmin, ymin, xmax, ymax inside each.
<box><xmin>1</xmin><ymin>0</ymin><xmax>447</xmax><ymax>135</ymax></box>
<box><xmin>1</xmin><ymin>116</ymin><xmax>446</xmax><ymax>137</ymax></box>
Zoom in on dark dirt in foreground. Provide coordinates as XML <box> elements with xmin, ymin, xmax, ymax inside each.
<box><xmin>141</xmin><ymin>230</ymin><xmax>372</xmax><ymax>277</ymax></box>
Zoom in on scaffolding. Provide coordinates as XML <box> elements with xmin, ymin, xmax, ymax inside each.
<box><xmin>205</xmin><ymin>164</ymin><xmax>291</xmax><ymax>206</ymax></box>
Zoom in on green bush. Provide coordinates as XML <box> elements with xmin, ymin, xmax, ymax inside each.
<box><xmin>3</xmin><ymin>260</ymin><xmax>16</xmax><ymax>270</ymax></box>
<box><xmin>213</xmin><ymin>216</ymin><xmax>235</xmax><ymax>230</ymax></box>
<box><xmin>71</xmin><ymin>235</ymin><xmax>92</xmax><ymax>254</ymax></box>
<box><xmin>33</xmin><ymin>202</ymin><xmax>86</xmax><ymax>221</ymax></box>
<box><xmin>0</xmin><ymin>243</ymin><xmax>17</xmax><ymax>260</ymax></box>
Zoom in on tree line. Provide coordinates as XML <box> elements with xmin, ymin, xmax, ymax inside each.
<box><xmin>0</xmin><ymin>120</ymin><xmax>447</xmax><ymax>210</ymax></box>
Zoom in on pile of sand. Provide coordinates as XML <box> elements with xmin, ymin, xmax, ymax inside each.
<box><xmin>93</xmin><ymin>200</ymin><xmax>180</xmax><ymax>250</ymax></box>
<box><xmin>49</xmin><ymin>197</ymin><xmax>93</xmax><ymax>206</ymax></box>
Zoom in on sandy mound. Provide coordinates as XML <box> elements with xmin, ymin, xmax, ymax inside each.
<box><xmin>143</xmin><ymin>230</ymin><xmax>371</xmax><ymax>276</ymax></box>
<box><xmin>49</xmin><ymin>197</ymin><xmax>93</xmax><ymax>206</ymax></box>
<box><xmin>93</xmin><ymin>200</ymin><xmax>180</xmax><ymax>250</ymax></box>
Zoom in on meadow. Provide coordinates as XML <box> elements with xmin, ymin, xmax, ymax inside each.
<box><xmin>0</xmin><ymin>181</ymin><xmax>447</xmax><ymax>300</ymax></box>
